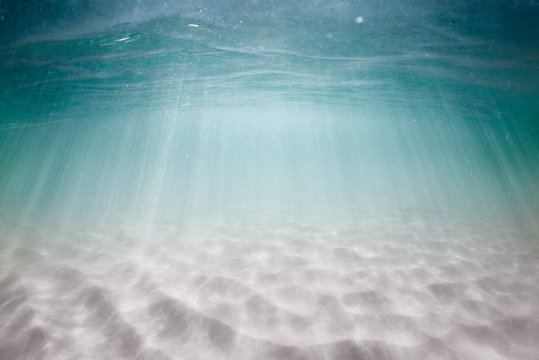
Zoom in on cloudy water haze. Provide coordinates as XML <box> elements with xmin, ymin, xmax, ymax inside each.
<box><xmin>0</xmin><ymin>0</ymin><xmax>538</xmax><ymax>359</ymax></box>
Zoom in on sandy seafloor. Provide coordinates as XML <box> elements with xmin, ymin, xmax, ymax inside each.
<box><xmin>1</xmin><ymin>215</ymin><xmax>538</xmax><ymax>360</ymax></box>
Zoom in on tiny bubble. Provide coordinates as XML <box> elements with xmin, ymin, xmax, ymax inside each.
<box><xmin>355</xmin><ymin>16</ymin><xmax>364</xmax><ymax>24</ymax></box>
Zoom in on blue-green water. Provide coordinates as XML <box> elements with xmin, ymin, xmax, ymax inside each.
<box><xmin>1</xmin><ymin>1</ymin><xmax>539</xmax><ymax>227</ymax></box>
<box><xmin>1</xmin><ymin>1</ymin><xmax>539</xmax><ymax>359</ymax></box>
<box><xmin>1</xmin><ymin>0</ymin><xmax>539</xmax><ymax>227</ymax></box>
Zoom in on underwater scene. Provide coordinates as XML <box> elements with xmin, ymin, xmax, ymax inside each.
<box><xmin>1</xmin><ymin>0</ymin><xmax>538</xmax><ymax>359</ymax></box>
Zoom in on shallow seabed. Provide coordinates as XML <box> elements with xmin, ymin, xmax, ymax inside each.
<box><xmin>1</xmin><ymin>216</ymin><xmax>538</xmax><ymax>360</ymax></box>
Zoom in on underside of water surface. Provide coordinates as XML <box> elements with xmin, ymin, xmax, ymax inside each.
<box><xmin>1</xmin><ymin>1</ymin><xmax>539</xmax><ymax>359</ymax></box>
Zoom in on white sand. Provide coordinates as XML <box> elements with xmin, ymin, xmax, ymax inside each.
<box><xmin>0</xmin><ymin>217</ymin><xmax>538</xmax><ymax>359</ymax></box>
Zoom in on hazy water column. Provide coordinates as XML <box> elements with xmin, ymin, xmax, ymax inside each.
<box><xmin>0</xmin><ymin>0</ymin><xmax>538</xmax><ymax>226</ymax></box>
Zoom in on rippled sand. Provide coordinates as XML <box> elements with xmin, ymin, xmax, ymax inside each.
<box><xmin>1</xmin><ymin>217</ymin><xmax>538</xmax><ymax>360</ymax></box>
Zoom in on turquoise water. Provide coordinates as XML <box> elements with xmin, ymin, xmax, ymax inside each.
<box><xmin>1</xmin><ymin>0</ymin><xmax>538</xmax><ymax>227</ymax></box>
<box><xmin>1</xmin><ymin>1</ymin><xmax>539</xmax><ymax>359</ymax></box>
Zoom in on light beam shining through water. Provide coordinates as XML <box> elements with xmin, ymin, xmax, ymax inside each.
<box><xmin>1</xmin><ymin>1</ymin><xmax>538</xmax><ymax>359</ymax></box>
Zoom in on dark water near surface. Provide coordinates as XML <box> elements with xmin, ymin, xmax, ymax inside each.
<box><xmin>0</xmin><ymin>1</ymin><xmax>539</xmax><ymax>359</ymax></box>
